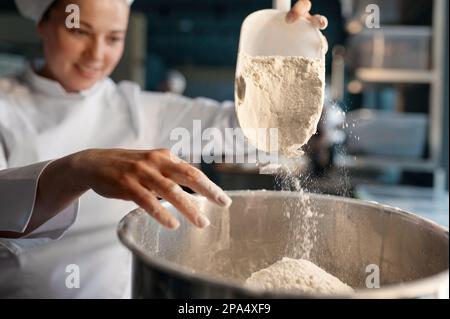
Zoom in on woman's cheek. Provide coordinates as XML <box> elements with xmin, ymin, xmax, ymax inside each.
<box><xmin>105</xmin><ymin>47</ymin><xmax>125</xmax><ymax>74</ymax></box>
<box><xmin>61</xmin><ymin>36</ymin><xmax>85</xmax><ymax>59</ymax></box>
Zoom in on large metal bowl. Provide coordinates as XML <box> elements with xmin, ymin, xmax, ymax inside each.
<box><xmin>117</xmin><ymin>190</ymin><xmax>449</xmax><ymax>298</ymax></box>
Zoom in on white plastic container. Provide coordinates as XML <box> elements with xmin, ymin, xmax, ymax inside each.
<box><xmin>235</xmin><ymin>10</ymin><xmax>326</xmax><ymax>61</ymax></box>
<box><xmin>234</xmin><ymin>8</ymin><xmax>327</xmax><ymax>156</ymax></box>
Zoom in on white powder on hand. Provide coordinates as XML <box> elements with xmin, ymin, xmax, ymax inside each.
<box><xmin>235</xmin><ymin>55</ymin><xmax>325</xmax><ymax>158</ymax></box>
<box><xmin>245</xmin><ymin>257</ymin><xmax>354</xmax><ymax>295</ymax></box>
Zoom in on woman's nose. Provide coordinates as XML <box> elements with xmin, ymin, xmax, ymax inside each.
<box><xmin>85</xmin><ymin>37</ymin><xmax>105</xmax><ymax>61</ymax></box>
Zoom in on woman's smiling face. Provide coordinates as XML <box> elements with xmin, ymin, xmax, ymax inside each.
<box><xmin>37</xmin><ymin>0</ymin><xmax>130</xmax><ymax>92</ymax></box>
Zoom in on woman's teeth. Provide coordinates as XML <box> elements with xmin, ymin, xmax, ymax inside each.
<box><xmin>77</xmin><ymin>64</ymin><xmax>101</xmax><ymax>75</ymax></box>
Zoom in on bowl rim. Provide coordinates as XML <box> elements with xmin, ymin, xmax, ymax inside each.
<box><xmin>117</xmin><ymin>190</ymin><xmax>449</xmax><ymax>299</ymax></box>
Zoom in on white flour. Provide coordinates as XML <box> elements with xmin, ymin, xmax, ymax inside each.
<box><xmin>246</xmin><ymin>257</ymin><xmax>354</xmax><ymax>295</ymax></box>
<box><xmin>235</xmin><ymin>54</ymin><xmax>325</xmax><ymax>158</ymax></box>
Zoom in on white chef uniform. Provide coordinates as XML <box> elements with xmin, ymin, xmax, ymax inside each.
<box><xmin>0</xmin><ymin>62</ymin><xmax>239</xmax><ymax>298</ymax></box>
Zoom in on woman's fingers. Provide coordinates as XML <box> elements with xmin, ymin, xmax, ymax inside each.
<box><xmin>139</xmin><ymin>167</ymin><xmax>211</xmax><ymax>229</ymax></box>
<box><xmin>286</xmin><ymin>0</ymin><xmax>328</xmax><ymax>30</ymax></box>
<box><xmin>286</xmin><ymin>0</ymin><xmax>311</xmax><ymax>23</ymax></box>
<box><xmin>130</xmin><ymin>182</ymin><xmax>180</xmax><ymax>230</ymax></box>
<box><xmin>308</xmin><ymin>14</ymin><xmax>328</xmax><ymax>30</ymax></box>
<box><xmin>164</xmin><ymin>161</ymin><xmax>232</xmax><ymax>208</ymax></box>
<box><xmin>120</xmin><ymin>149</ymin><xmax>231</xmax><ymax>229</ymax></box>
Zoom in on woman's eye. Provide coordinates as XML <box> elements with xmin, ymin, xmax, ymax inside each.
<box><xmin>70</xmin><ymin>28</ymin><xmax>89</xmax><ymax>36</ymax></box>
<box><xmin>108</xmin><ymin>37</ymin><xmax>124</xmax><ymax>44</ymax></box>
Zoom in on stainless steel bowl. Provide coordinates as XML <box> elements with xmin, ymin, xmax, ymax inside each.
<box><xmin>117</xmin><ymin>190</ymin><xmax>449</xmax><ymax>298</ymax></box>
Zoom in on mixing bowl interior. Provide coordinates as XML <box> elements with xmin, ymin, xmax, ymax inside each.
<box><xmin>120</xmin><ymin>191</ymin><xmax>449</xmax><ymax>295</ymax></box>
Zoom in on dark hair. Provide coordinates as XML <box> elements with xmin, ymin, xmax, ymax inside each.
<box><xmin>40</xmin><ymin>0</ymin><xmax>63</xmax><ymax>22</ymax></box>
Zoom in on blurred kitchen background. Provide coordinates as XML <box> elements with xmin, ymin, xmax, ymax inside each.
<box><xmin>0</xmin><ymin>0</ymin><xmax>448</xmax><ymax>227</ymax></box>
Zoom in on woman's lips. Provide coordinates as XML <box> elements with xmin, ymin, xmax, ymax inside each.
<box><xmin>75</xmin><ymin>64</ymin><xmax>102</xmax><ymax>79</ymax></box>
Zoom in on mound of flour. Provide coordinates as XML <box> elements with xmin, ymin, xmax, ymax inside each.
<box><xmin>235</xmin><ymin>54</ymin><xmax>325</xmax><ymax>158</ymax></box>
<box><xmin>245</xmin><ymin>257</ymin><xmax>354</xmax><ymax>295</ymax></box>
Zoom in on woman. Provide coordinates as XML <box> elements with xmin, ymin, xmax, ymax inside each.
<box><xmin>0</xmin><ymin>0</ymin><xmax>327</xmax><ymax>298</ymax></box>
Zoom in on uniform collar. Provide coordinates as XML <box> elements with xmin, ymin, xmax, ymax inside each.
<box><xmin>24</xmin><ymin>60</ymin><xmax>106</xmax><ymax>99</ymax></box>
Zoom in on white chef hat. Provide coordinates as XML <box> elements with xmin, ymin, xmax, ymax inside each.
<box><xmin>15</xmin><ymin>0</ymin><xmax>134</xmax><ymax>23</ymax></box>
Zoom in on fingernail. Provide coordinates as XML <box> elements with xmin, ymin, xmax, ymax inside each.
<box><xmin>206</xmin><ymin>181</ymin><xmax>232</xmax><ymax>207</ymax></box>
<box><xmin>218</xmin><ymin>193</ymin><xmax>233</xmax><ymax>208</ymax></box>
<box><xmin>320</xmin><ymin>17</ymin><xmax>328</xmax><ymax>29</ymax></box>
<box><xmin>168</xmin><ymin>218</ymin><xmax>180</xmax><ymax>230</ymax></box>
<box><xmin>196</xmin><ymin>214</ymin><xmax>211</xmax><ymax>228</ymax></box>
<box><xmin>285</xmin><ymin>12</ymin><xmax>296</xmax><ymax>24</ymax></box>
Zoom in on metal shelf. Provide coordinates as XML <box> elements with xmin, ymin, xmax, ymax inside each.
<box><xmin>339</xmin><ymin>0</ymin><xmax>446</xmax><ymax>191</ymax></box>
<box><xmin>356</xmin><ymin>68</ymin><xmax>435</xmax><ymax>84</ymax></box>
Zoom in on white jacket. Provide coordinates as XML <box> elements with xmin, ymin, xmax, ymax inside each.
<box><xmin>0</xmin><ymin>64</ymin><xmax>239</xmax><ymax>298</ymax></box>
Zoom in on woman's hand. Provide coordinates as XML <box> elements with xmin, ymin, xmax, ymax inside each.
<box><xmin>286</xmin><ymin>0</ymin><xmax>328</xmax><ymax>29</ymax></box>
<box><xmin>72</xmin><ymin>148</ymin><xmax>232</xmax><ymax>230</ymax></box>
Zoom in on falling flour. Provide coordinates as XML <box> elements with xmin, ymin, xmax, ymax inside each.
<box><xmin>235</xmin><ymin>54</ymin><xmax>325</xmax><ymax>158</ymax></box>
<box><xmin>233</xmin><ymin>53</ymin><xmax>350</xmax><ymax>295</ymax></box>
<box><xmin>246</xmin><ymin>257</ymin><xmax>354</xmax><ymax>295</ymax></box>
